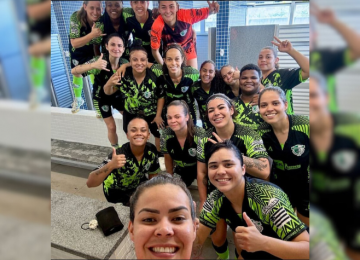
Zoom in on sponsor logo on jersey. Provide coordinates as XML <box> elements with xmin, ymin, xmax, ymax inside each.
<box><xmin>101</xmin><ymin>105</ymin><xmax>109</xmax><ymax>112</ymax></box>
<box><xmin>181</xmin><ymin>86</ymin><xmax>189</xmax><ymax>93</ymax></box>
<box><xmin>291</xmin><ymin>144</ymin><xmax>305</xmax><ymax>156</ymax></box>
<box><xmin>332</xmin><ymin>150</ymin><xmax>357</xmax><ymax>173</ymax></box>
<box><xmin>251</xmin><ymin>219</ymin><xmax>264</xmax><ymax>233</ymax></box>
<box><xmin>271</xmin><ymin>207</ymin><xmax>291</xmax><ymax>229</ymax></box>
<box><xmin>251</xmin><ymin>105</ymin><xmax>260</xmax><ymax>113</ymax></box>
<box><xmin>144</xmin><ymin>91</ymin><xmax>151</xmax><ymax>99</ymax></box>
<box><xmin>188</xmin><ymin>148</ymin><xmax>196</xmax><ymax>157</ymax></box>
<box><xmin>268</xmin><ymin>146</ymin><xmax>273</xmax><ymax>152</ymax></box>
<box><xmin>262</xmin><ymin>198</ymin><xmax>279</xmax><ymax>215</ymax></box>
<box><xmin>180</xmin><ymin>29</ymin><xmax>188</xmax><ymax>36</ymax></box>
<box><xmin>72</xmin><ymin>59</ymin><xmax>79</xmax><ymax>66</ymax></box>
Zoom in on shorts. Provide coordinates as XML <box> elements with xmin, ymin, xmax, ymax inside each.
<box><xmin>70</xmin><ymin>51</ymin><xmax>96</xmax><ymax>77</ymax></box>
<box><xmin>123</xmin><ymin>110</ymin><xmax>160</xmax><ymax>138</ymax></box>
<box><xmin>93</xmin><ymin>95</ymin><xmax>124</xmax><ymax>119</ymax></box>
<box><xmin>103</xmin><ymin>187</ymin><xmax>136</xmax><ymax>206</ymax></box>
<box><xmin>174</xmin><ymin>165</ymin><xmax>197</xmax><ymax>187</ymax></box>
<box><xmin>184</xmin><ymin>42</ymin><xmax>197</xmax><ymax>60</ymax></box>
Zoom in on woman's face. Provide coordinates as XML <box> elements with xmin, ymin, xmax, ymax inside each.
<box><xmin>200</xmin><ymin>63</ymin><xmax>215</xmax><ymax>85</ymax></box>
<box><xmin>126</xmin><ymin>118</ymin><xmax>151</xmax><ymax>146</ymax></box>
<box><xmin>131</xmin><ymin>1</ymin><xmax>149</xmax><ymax>18</ymax></box>
<box><xmin>207</xmin><ymin>98</ymin><xmax>234</xmax><ymax>129</ymax></box>
<box><xmin>84</xmin><ymin>1</ymin><xmax>102</xmax><ymax>22</ymax></box>
<box><xmin>259</xmin><ymin>91</ymin><xmax>288</xmax><ymax>124</ymax></box>
<box><xmin>165</xmin><ymin>48</ymin><xmax>183</xmax><ymax>75</ymax></box>
<box><xmin>105</xmin><ymin>37</ymin><xmax>125</xmax><ymax>58</ymax></box>
<box><xmin>220</xmin><ymin>66</ymin><xmax>237</xmax><ymax>86</ymax></box>
<box><xmin>105</xmin><ymin>1</ymin><xmax>123</xmax><ymax>20</ymax></box>
<box><xmin>239</xmin><ymin>69</ymin><xmax>260</xmax><ymax>95</ymax></box>
<box><xmin>167</xmin><ymin>105</ymin><xmax>189</xmax><ymax>133</ymax></box>
<box><xmin>130</xmin><ymin>50</ymin><xmax>148</xmax><ymax>74</ymax></box>
<box><xmin>128</xmin><ymin>184</ymin><xmax>196</xmax><ymax>259</ymax></box>
<box><xmin>208</xmin><ymin>148</ymin><xmax>245</xmax><ymax>194</ymax></box>
<box><xmin>159</xmin><ymin>1</ymin><xmax>178</xmax><ymax>25</ymax></box>
<box><xmin>257</xmin><ymin>49</ymin><xmax>278</xmax><ymax>72</ymax></box>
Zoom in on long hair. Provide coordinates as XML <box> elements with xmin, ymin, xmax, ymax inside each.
<box><xmin>162</xmin><ymin>43</ymin><xmax>187</xmax><ymax>75</ymax></box>
<box><xmin>200</xmin><ymin>60</ymin><xmax>229</xmax><ymax>94</ymax></box>
<box><xmin>167</xmin><ymin>100</ymin><xmax>196</xmax><ymax>146</ymax></box>
<box><xmin>77</xmin><ymin>1</ymin><xmax>101</xmax><ymax>29</ymax></box>
<box><xmin>103</xmin><ymin>1</ymin><xmax>124</xmax><ymax>35</ymax></box>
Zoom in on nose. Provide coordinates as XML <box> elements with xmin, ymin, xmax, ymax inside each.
<box><xmin>216</xmin><ymin>165</ymin><xmax>226</xmax><ymax>175</ymax></box>
<box><xmin>155</xmin><ymin>218</ymin><xmax>174</xmax><ymax>237</ymax></box>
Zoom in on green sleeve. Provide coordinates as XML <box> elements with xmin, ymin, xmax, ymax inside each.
<box><xmin>148</xmin><ymin>152</ymin><xmax>161</xmax><ymax>175</ymax></box>
<box><xmin>199</xmin><ymin>190</ymin><xmax>222</xmax><ymax>229</ymax></box>
<box><xmin>194</xmin><ymin>127</ymin><xmax>208</xmax><ymax>163</ymax></box>
<box><xmin>87</xmin><ymin>56</ymin><xmax>101</xmax><ymax>75</ymax></box>
<box><xmin>160</xmin><ymin>129</ymin><xmax>173</xmax><ymax>154</ymax></box>
<box><xmin>150</xmin><ymin>64</ymin><xmax>163</xmax><ymax>77</ymax></box>
<box><xmin>240</xmin><ymin>127</ymin><xmax>268</xmax><ymax>159</ymax></box>
<box><xmin>122</xmin><ymin>7</ymin><xmax>134</xmax><ymax>23</ymax></box>
<box><xmin>69</xmin><ymin>12</ymin><xmax>81</xmax><ymax>39</ymax></box>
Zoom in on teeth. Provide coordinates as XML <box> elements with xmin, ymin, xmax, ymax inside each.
<box><xmin>266</xmin><ymin>113</ymin><xmax>276</xmax><ymax>116</ymax></box>
<box><xmin>214</xmin><ymin>118</ymin><xmax>222</xmax><ymax>122</ymax></box>
<box><xmin>217</xmin><ymin>179</ymin><xmax>230</xmax><ymax>182</ymax></box>
<box><xmin>152</xmin><ymin>247</ymin><xmax>176</xmax><ymax>253</ymax></box>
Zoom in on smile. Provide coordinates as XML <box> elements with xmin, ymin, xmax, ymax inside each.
<box><xmin>150</xmin><ymin>247</ymin><xmax>178</xmax><ymax>253</ymax></box>
<box><xmin>213</xmin><ymin>117</ymin><xmax>224</xmax><ymax>122</ymax></box>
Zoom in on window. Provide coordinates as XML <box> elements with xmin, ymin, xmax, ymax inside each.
<box><xmin>205</xmin><ymin>15</ymin><xmax>216</xmax><ymax>32</ymax></box>
<box><xmin>246</xmin><ymin>5</ymin><xmax>291</xmax><ymax>25</ymax></box>
<box><xmin>293</xmin><ymin>3</ymin><xmax>309</xmax><ymax>24</ymax></box>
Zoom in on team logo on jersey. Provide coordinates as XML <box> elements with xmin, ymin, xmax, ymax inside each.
<box><xmin>72</xmin><ymin>59</ymin><xmax>79</xmax><ymax>66</ymax></box>
<box><xmin>188</xmin><ymin>148</ymin><xmax>196</xmax><ymax>157</ymax></box>
<box><xmin>251</xmin><ymin>105</ymin><xmax>259</xmax><ymax>113</ymax></box>
<box><xmin>171</xmin><ymin>149</ymin><xmax>174</xmax><ymax>154</ymax></box>
<box><xmin>145</xmin><ymin>162</ymin><xmax>151</xmax><ymax>171</ymax></box>
<box><xmin>332</xmin><ymin>150</ymin><xmax>357</xmax><ymax>173</ymax></box>
<box><xmin>105</xmin><ymin>75</ymin><xmax>108</xmax><ymax>80</ymax></box>
<box><xmin>144</xmin><ymin>91</ymin><xmax>151</xmax><ymax>99</ymax></box>
<box><xmin>180</xmin><ymin>29</ymin><xmax>188</xmax><ymax>36</ymax></box>
<box><xmin>262</xmin><ymin>198</ymin><xmax>279</xmax><ymax>215</ymax></box>
<box><xmin>181</xmin><ymin>86</ymin><xmax>189</xmax><ymax>93</ymax></box>
<box><xmin>270</xmin><ymin>207</ymin><xmax>291</xmax><ymax>229</ymax></box>
<box><xmin>291</xmin><ymin>144</ymin><xmax>305</xmax><ymax>156</ymax></box>
<box><xmin>251</xmin><ymin>219</ymin><xmax>264</xmax><ymax>233</ymax></box>
<box><xmin>101</xmin><ymin>105</ymin><xmax>109</xmax><ymax>112</ymax></box>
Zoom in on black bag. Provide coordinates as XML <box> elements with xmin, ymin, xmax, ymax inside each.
<box><xmin>96</xmin><ymin>206</ymin><xmax>124</xmax><ymax>236</ymax></box>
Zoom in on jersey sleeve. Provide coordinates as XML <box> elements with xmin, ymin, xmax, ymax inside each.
<box><xmin>151</xmin><ymin>16</ymin><xmax>164</xmax><ymax>50</ymax></box>
<box><xmin>312</xmin><ymin>48</ymin><xmax>351</xmax><ymax>75</ymax></box>
<box><xmin>148</xmin><ymin>146</ymin><xmax>161</xmax><ymax>175</ymax></box>
<box><xmin>184</xmin><ymin>66</ymin><xmax>200</xmax><ymax>82</ymax></box>
<box><xmin>120</xmin><ymin>58</ymin><xmax>129</xmax><ymax>65</ymax></box>
<box><xmin>151</xmin><ymin>64</ymin><xmax>164</xmax><ymax>77</ymax></box>
<box><xmin>160</xmin><ymin>129</ymin><xmax>170</xmax><ymax>154</ymax></box>
<box><xmin>199</xmin><ymin>190</ymin><xmax>223</xmax><ymax>229</ymax></box>
<box><xmin>240</xmin><ymin>126</ymin><xmax>269</xmax><ymax>159</ymax></box>
<box><xmin>122</xmin><ymin>7</ymin><xmax>134</xmax><ymax>23</ymax></box>
<box><xmin>179</xmin><ymin>8</ymin><xmax>209</xmax><ymax>25</ymax></box>
<box><xmin>280</xmin><ymin>68</ymin><xmax>304</xmax><ymax>90</ymax></box>
<box><xmin>69</xmin><ymin>12</ymin><xmax>81</xmax><ymax>39</ymax></box>
<box><xmin>194</xmin><ymin>127</ymin><xmax>208</xmax><ymax>163</ymax></box>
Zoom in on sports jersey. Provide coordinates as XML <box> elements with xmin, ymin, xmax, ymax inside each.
<box><xmin>191</xmin><ymin>78</ymin><xmax>235</xmax><ymax>130</ymax></box>
<box><xmin>151</xmin><ymin>8</ymin><xmax>209</xmax><ymax>60</ymax></box>
<box><xmin>27</xmin><ymin>0</ymin><xmax>50</xmax><ymax>44</ymax></box>
<box><xmin>261</xmin><ymin>68</ymin><xmax>306</xmax><ymax>115</ymax></box>
<box><xmin>233</xmin><ymin>96</ymin><xmax>264</xmax><ymax>130</ymax></box>
<box><xmin>122</xmin><ymin>8</ymin><xmax>156</xmax><ymax>63</ymax></box>
<box><xmin>160</xmin><ymin>127</ymin><xmax>202</xmax><ymax>186</ymax></box>
<box><xmin>311</xmin><ymin>113</ymin><xmax>360</xmax><ymax>250</ymax></box>
<box><xmin>258</xmin><ymin>115</ymin><xmax>309</xmax><ymax>216</ymax></box>
<box><xmin>310</xmin><ymin>49</ymin><xmax>352</xmax><ymax>112</ymax></box>
<box><xmin>200</xmin><ymin>176</ymin><xmax>306</xmax><ymax>259</ymax></box>
<box><xmin>95</xmin><ymin>142</ymin><xmax>160</xmax><ymax>203</ymax></box>
<box><xmin>120</xmin><ymin>66</ymin><xmax>164</xmax><ymax>117</ymax></box>
<box><xmin>153</xmin><ymin>64</ymin><xmax>199</xmax><ymax>123</ymax></box>
<box><xmin>69</xmin><ymin>11</ymin><xmax>104</xmax><ymax>70</ymax></box>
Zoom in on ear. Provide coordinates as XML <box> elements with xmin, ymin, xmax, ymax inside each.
<box><xmin>241</xmin><ymin>163</ymin><xmax>246</xmax><ymax>176</ymax></box>
<box><xmin>284</xmin><ymin>101</ymin><xmax>288</xmax><ymax>111</ymax></box>
<box><xmin>275</xmin><ymin>57</ymin><xmax>280</xmax><ymax>66</ymax></box>
<box><xmin>185</xmin><ymin>113</ymin><xmax>189</xmax><ymax>122</ymax></box>
<box><xmin>128</xmin><ymin>221</ymin><xmax>135</xmax><ymax>241</ymax></box>
<box><xmin>83</xmin><ymin>3</ymin><xmax>87</xmax><ymax>11</ymax></box>
<box><xmin>126</xmin><ymin>131</ymin><xmax>130</xmax><ymax>141</ymax></box>
<box><xmin>105</xmin><ymin>43</ymin><xmax>109</xmax><ymax>51</ymax></box>
<box><xmin>230</xmin><ymin>106</ymin><xmax>234</xmax><ymax>116</ymax></box>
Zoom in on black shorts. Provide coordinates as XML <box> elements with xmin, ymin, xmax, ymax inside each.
<box><xmin>103</xmin><ymin>187</ymin><xmax>136</xmax><ymax>206</ymax></box>
<box><xmin>93</xmin><ymin>95</ymin><xmax>124</xmax><ymax>119</ymax></box>
<box><xmin>123</xmin><ymin>110</ymin><xmax>160</xmax><ymax>138</ymax></box>
<box><xmin>174</xmin><ymin>165</ymin><xmax>197</xmax><ymax>187</ymax></box>
<box><xmin>70</xmin><ymin>54</ymin><xmax>96</xmax><ymax>77</ymax></box>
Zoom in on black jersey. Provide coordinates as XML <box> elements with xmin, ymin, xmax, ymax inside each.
<box><xmin>153</xmin><ymin>64</ymin><xmax>199</xmax><ymax>122</ymax></box>
<box><xmin>310</xmin><ymin>48</ymin><xmax>352</xmax><ymax>112</ymax></box>
<box><xmin>95</xmin><ymin>142</ymin><xmax>160</xmax><ymax>202</ymax></box>
<box><xmin>258</xmin><ymin>115</ymin><xmax>309</xmax><ymax>214</ymax></box>
<box><xmin>160</xmin><ymin>127</ymin><xmax>202</xmax><ymax>186</ymax></box>
<box><xmin>233</xmin><ymin>96</ymin><xmax>264</xmax><ymax>130</ymax></box>
<box><xmin>261</xmin><ymin>68</ymin><xmax>306</xmax><ymax>115</ymax></box>
<box><xmin>311</xmin><ymin>113</ymin><xmax>360</xmax><ymax>249</ymax></box>
<box><xmin>191</xmin><ymin>78</ymin><xmax>235</xmax><ymax>130</ymax></box>
<box><xmin>120</xmin><ymin>66</ymin><xmax>164</xmax><ymax>117</ymax></box>
<box><xmin>200</xmin><ymin>176</ymin><xmax>306</xmax><ymax>259</ymax></box>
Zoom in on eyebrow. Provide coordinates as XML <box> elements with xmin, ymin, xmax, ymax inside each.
<box><xmin>168</xmin><ymin>206</ymin><xmax>188</xmax><ymax>213</ymax></box>
<box><xmin>209</xmin><ymin>159</ymin><xmax>234</xmax><ymax>165</ymax></box>
<box><xmin>138</xmin><ymin>206</ymin><xmax>188</xmax><ymax>215</ymax></box>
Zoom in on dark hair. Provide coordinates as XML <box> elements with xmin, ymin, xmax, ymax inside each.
<box><xmin>129</xmin><ymin>173</ymin><xmax>195</xmax><ymax>222</ymax></box>
<box><xmin>220</xmin><ymin>64</ymin><xmax>234</xmax><ymax>73</ymax></box>
<box><xmin>199</xmin><ymin>60</ymin><xmax>228</xmax><ymax>94</ymax></box>
<box><xmin>260</xmin><ymin>46</ymin><xmax>279</xmax><ymax>69</ymax></box>
<box><xmin>103</xmin><ymin>1</ymin><xmax>124</xmax><ymax>35</ymax></box>
<box><xmin>205</xmin><ymin>140</ymin><xmax>244</xmax><ymax>166</ymax></box>
<box><xmin>310</xmin><ymin>71</ymin><xmax>327</xmax><ymax>94</ymax></box>
<box><xmin>206</xmin><ymin>93</ymin><xmax>238</xmax><ymax>120</ymax></box>
<box><xmin>104</xmin><ymin>33</ymin><xmax>125</xmax><ymax>46</ymax></box>
<box><xmin>167</xmin><ymin>100</ymin><xmax>195</xmax><ymax>146</ymax></box>
<box><xmin>162</xmin><ymin>43</ymin><xmax>187</xmax><ymax>75</ymax></box>
<box><xmin>240</xmin><ymin>63</ymin><xmax>262</xmax><ymax>78</ymax></box>
<box><xmin>258</xmin><ymin>86</ymin><xmax>287</xmax><ymax>106</ymax></box>
<box><xmin>129</xmin><ymin>39</ymin><xmax>148</xmax><ymax>58</ymax></box>
<box><xmin>77</xmin><ymin>1</ymin><xmax>101</xmax><ymax>29</ymax></box>
<box><xmin>127</xmin><ymin>116</ymin><xmax>150</xmax><ymax>132</ymax></box>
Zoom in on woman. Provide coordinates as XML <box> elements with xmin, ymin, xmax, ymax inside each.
<box><xmin>160</xmin><ymin>100</ymin><xmax>201</xmax><ymax>187</ymax></box>
<box><xmin>87</xmin><ymin>117</ymin><xmax>160</xmax><ymax>205</ymax></box>
<box><xmin>258</xmin><ymin>37</ymin><xmax>309</xmax><ymax>115</ymax></box>
<box><xmin>257</xmin><ymin>86</ymin><xmax>309</xmax><ymax>226</ymax></box>
<box><xmin>192</xmin><ymin>60</ymin><xmax>235</xmax><ymax>129</ymax></box>
<box><xmin>71</xmin><ymin>33</ymin><xmax>128</xmax><ymax>148</ymax></box>
<box><xmin>69</xmin><ymin>0</ymin><xmax>105</xmax><ymax>113</ymax></box>
<box><xmin>193</xmin><ymin>141</ymin><xmax>309</xmax><ymax>259</ymax></box>
<box><xmin>151</xmin><ymin>1</ymin><xmax>219</xmax><ymax>68</ymax></box>
<box><xmin>104</xmin><ymin>41</ymin><xmax>165</xmax><ymax>152</ymax></box>
<box><xmin>128</xmin><ymin>174</ymin><xmax>196</xmax><ymax>259</ymax></box>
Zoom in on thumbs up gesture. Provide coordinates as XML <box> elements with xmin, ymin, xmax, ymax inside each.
<box><xmin>91</xmin><ymin>22</ymin><xmax>106</xmax><ymax>38</ymax></box>
<box><xmin>234</xmin><ymin>212</ymin><xmax>264</xmax><ymax>253</ymax></box>
<box><xmin>93</xmin><ymin>53</ymin><xmax>110</xmax><ymax>71</ymax></box>
<box><xmin>110</xmin><ymin>147</ymin><xmax>127</xmax><ymax>169</ymax></box>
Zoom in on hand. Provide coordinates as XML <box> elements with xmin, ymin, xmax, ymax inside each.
<box><xmin>207</xmin><ymin>1</ymin><xmax>220</xmax><ymax>15</ymax></box>
<box><xmin>310</xmin><ymin>3</ymin><xmax>336</xmax><ymax>25</ymax></box>
<box><xmin>110</xmin><ymin>147</ymin><xmax>127</xmax><ymax>169</ymax></box>
<box><xmin>115</xmin><ymin>64</ymin><xmax>129</xmax><ymax>80</ymax></box>
<box><xmin>93</xmin><ymin>53</ymin><xmax>110</xmax><ymax>71</ymax></box>
<box><xmin>272</xmin><ymin>36</ymin><xmax>292</xmax><ymax>53</ymax></box>
<box><xmin>207</xmin><ymin>132</ymin><xmax>224</xmax><ymax>144</ymax></box>
<box><xmin>250</xmin><ymin>94</ymin><xmax>259</xmax><ymax>106</ymax></box>
<box><xmin>91</xmin><ymin>22</ymin><xmax>106</xmax><ymax>38</ymax></box>
<box><xmin>151</xmin><ymin>116</ymin><xmax>165</xmax><ymax>129</ymax></box>
<box><xmin>106</xmin><ymin>73</ymin><xmax>122</xmax><ymax>88</ymax></box>
<box><xmin>234</xmin><ymin>212</ymin><xmax>264</xmax><ymax>253</ymax></box>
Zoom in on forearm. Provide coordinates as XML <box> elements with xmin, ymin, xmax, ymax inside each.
<box><xmin>164</xmin><ymin>154</ymin><xmax>174</xmax><ymax>174</ymax></box>
<box><xmin>27</xmin><ymin>0</ymin><xmax>51</xmax><ymax>20</ymax></box>
<box><xmin>71</xmin><ymin>34</ymin><xmax>94</xmax><ymax>49</ymax></box>
<box><xmin>262</xmin><ymin>236</ymin><xmax>309</xmax><ymax>259</ymax></box>
<box><xmin>71</xmin><ymin>62</ymin><xmax>94</xmax><ymax>75</ymax></box>
<box><xmin>197</xmin><ymin>168</ymin><xmax>208</xmax><ymax>204</ymax></box>
<box><xmin>243</xmin><ymin>157</ymin><xmax>270</xmax><ymax>180</ymax></box>
<box><xmin>87</xmin><ymin>164</ymin><xmax>114</xmax><ymax>187</ymax></box>
<box><xmin>192</xmin><ymin>224</ymin><xmax>211</xmax><ymax>259</ymax></box>
<box><xmin>287</xmin><ymin>48</ymin><xmax>309</xmax><ymax>79</ymax></box>
<box><xmin>331</xmin><ymin>19</ymin><xmax>360</xmax><ymax>59</ymax></box>
<box><xmin>152</xmin><ymin>48</ymin><xmax>163</xmax><ymax>65</ymax></box>
<box><xmin>156</xmin><ymin>98</ymin><xmax>165</xmax><ymax>117</ymax></box>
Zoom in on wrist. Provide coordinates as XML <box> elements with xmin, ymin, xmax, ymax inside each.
<box><xmin>261</xmin><ymin>235</ymin><xmax>270</xmax><ymax>252</ymax></box>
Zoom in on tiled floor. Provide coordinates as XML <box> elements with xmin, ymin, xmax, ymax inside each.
<box><xmin>51</xmin><ymin>163</ymin><xmax>236</xmax><ymax>259</ymax></box>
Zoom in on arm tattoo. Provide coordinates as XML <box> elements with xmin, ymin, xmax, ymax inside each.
<box><xmin>243</xmin><ymin>157</ymin><xmax>267</xmax><ymax>171</ymax></box>
<box><xmin>94</xmin><ymin>166</ymin><xmax>109</xmax><ymax>176</ymax></box>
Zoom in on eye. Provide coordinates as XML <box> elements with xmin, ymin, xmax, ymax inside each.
<box><xmin>209</xmin><ymin>165</ymin><xmax>217</xmax><ymax>169</ymax></box>
<box><xmin>225</xmin><ymin>163</ymin><xmax>233</xmax><ymax>168</ymax></box>
<box><xmin>141</xmin><ymin>129</ymin><xmax>147</xmax><ymax>132</ymax></box>
<box><xmin>172</xmin><ymin>216</ymin><xmax>186</xmax><ymax>222</ymax></box>
<box><xmin>142</xmin><ymin>218</ymin><xmax>156</xmax><ymax>223</ymax></box>
<box><xmin>260</xmin><ymin>104</ymin><xmax>267</xmax><ymax>108</ymax></box>
<box><xmin>208</xmin><ymin>109</ymin><xmax>214</xmax><ymax>113</ymax></box>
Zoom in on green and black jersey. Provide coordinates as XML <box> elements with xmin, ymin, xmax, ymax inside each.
<box><xmin>160</xmin><ymin>127</ymin><xmax>202</xmax><ymax>186</ymax></box>
<box><xmin>310</xmin><ymin>49</ymin><xmax>353</xmax><ymax>112</ymax></box>
<box><xmin>258</xmin><ymin>115</ymin><xmax>309</xmax><ymax>215</ymax></box>
<box><xmin>311</xmin><ymin>113</ymin><xmax>360</xmax><ymax>249</ymax></box>
<box><xmin>69</xmin><ymin>11</ymin><xmax>104</xmax><ymax>69</ymax></box>
<box><xmin>191</xmin><ymin>79</ymin><xmax>235</xmax><ymax>130</ymax></box>
<box><xmin>95</xmin><ymin>142</ymin><xmax>160</xmax><ymax>202</ymax></box>
<box><xmin>200</xmin><ymin>176</ymin><xmax>306</xmax><ymax>259</ymax></box>
<box><xmin>233</xmin><ymin>96</ymin><xmax>264</xmax><ymax>130</ymax></box>
<box><xmin>261</xmin><ymin>68</ymin><xmax>306</xmax><ymax>115</ymax></box>
<box><xmin>153</xmin><ymin>64</ymin><xmax>199</xmax><ymax>123</ymax></box>
<box><xmin>120</xmin><ymin>66</ymin><xmax>164</xmax><ymax>116</ymax></box>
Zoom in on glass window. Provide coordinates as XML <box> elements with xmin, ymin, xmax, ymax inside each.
<box><xmin>193</xmin><ymin>22</ymin><xmax>201</xmax><ymax>32</ymax></box>
<box><xmin>293</xmin><ymin>3</ymin><xmax>309</xmax><ymax>24</ymax></box>
<box><xmin>205</xmin><ymin>15</ymin><xmax>216</xmax><ymax>32</ymax></box>
<box><xmin>246</xmin><ymin>5</ymin><xmax>291</xmax><ymax>25</ymax></box>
